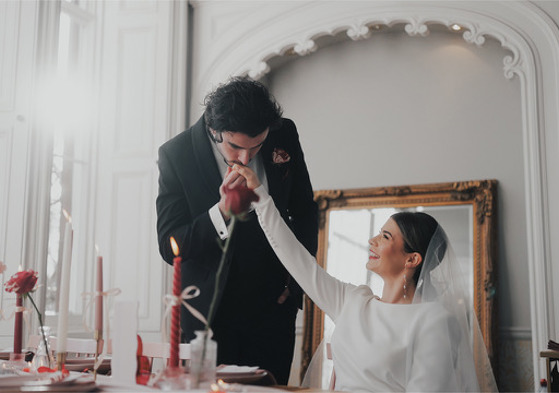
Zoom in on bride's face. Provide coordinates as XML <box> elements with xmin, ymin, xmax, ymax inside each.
<box><xmin>366</xmin><ymin>218</ymin><xmax>408</xmax><ymax>278</ymax></box>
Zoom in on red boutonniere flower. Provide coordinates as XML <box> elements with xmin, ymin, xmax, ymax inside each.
<box><xmin>272</xmin><ymin>148</ymin><xmax>291</xmax><ymax>165</ymax></box>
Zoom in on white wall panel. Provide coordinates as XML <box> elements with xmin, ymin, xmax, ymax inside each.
<box><xmin>95</xmin><ymin>0</ymin><xmax>183</xmax><ymax>340</ymax></box>
<box><xmin>115</xmin><ymin>28</ymin><xmax>156</xmax><ymax>155</ymax></box>
<box><xmin>0</xmin><ymin>128</ymin><xmax>12</xmax><ymax>262</ymax></box>
<box><xmin>0</xmin><ymin>2</ymin><xmax>18</xmax><ymax>110</ymax></box>
<box><xmin>109</xmin><ymin>170</ymin><xmax>158</xmax><ymax>326</ymax></box>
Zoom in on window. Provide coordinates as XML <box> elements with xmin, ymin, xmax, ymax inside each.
<box><xmin>42</xmin><ymin>1</ymin><xmax>97</xmax><ymax>334</ymax></box>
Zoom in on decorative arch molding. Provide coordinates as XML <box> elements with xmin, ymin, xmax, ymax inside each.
<box><xmin>189</xmin><ymin>1</ymin><xmax>559</xmax><ymax>386</ymax></box>
<box><xmin>242</xmin><ymin>13</ymin><xmax>525</xmax><ymax>82</ymax></box>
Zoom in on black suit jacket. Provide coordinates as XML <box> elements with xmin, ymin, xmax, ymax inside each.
<box><xmin>156</xmin><ymin>116</ymin><xmax>318</xmax><ymax>340</ymax></box>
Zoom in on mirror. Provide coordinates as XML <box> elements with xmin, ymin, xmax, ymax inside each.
<box><xmin>302</xmin><ymin>179</ymin><xmax>498</xmax><ymax>378</ymax></box>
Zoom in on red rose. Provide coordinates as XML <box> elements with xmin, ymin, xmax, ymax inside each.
<box><xmin>224</xmin><ymin>185</ymin><xmax>259</xmax><ymax>218</ymax></box>
<box><xmin>4</xmin><ymin>269</ymin><xmax>38</xmax><ymax>295</ymax></box>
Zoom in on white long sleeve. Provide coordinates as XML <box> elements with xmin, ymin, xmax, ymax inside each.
<box><xmin>253</xmin><ymin>185</ymin><xmax>354</xmax><ymax>321</ymax></box>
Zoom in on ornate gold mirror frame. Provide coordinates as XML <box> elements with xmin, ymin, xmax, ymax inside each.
<box><xmin>302</xmin><ymin>179</ymin><xmax>498</xmax><ymax>378</ymax></box>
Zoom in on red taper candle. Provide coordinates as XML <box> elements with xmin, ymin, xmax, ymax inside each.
<box><xmin>13</xmin><ymin>294</ymin><xmax>23</xmax><ymax>354</ymax></box>
<box><xmin>169</xmin><ymin>237</ymin><xmax>181</xmax><ymax>368</ymax></box>
<box><xmin>95</xmin><ymin>256</ymin><xmax>103</xmax><ymax>334</ymax></box>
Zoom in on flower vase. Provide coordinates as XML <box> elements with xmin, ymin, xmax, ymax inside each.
<box><xmin>189</xmin><ymin>330</ymin><xmax>217</xmax><ymax>388</ymax></box>
<box><xmin>31</xmin><ymin>326</ymin><xmax>54</xmax><ymax>370</ymax></box>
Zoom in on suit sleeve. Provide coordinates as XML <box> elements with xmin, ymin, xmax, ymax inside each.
<box><xmin>156</xmin><ymin>144</ymin><xmax>220</xmax><ymax>266</ymax></box>
<box><xmin>283</xmin><ymin>119</ymin><xmax>319</xmax><ymax>256</ymax></box>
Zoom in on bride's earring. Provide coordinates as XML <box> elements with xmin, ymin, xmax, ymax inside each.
<box><xmin>403</xmin><ymin>273</ymin><xmax>408</xmax><ymax>300</ymax></box>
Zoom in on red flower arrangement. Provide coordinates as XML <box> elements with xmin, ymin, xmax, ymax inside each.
<box><xmin>5</xmin><ymin>269</ymin><xmax>51</xmax><ymax>368</ymax></box>
<box><xmin>5</xmin><ymin>269</ymin><xmax>38</xmax><ymax>294</ymax></box>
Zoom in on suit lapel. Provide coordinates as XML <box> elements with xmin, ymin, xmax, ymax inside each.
<box><xmin>191</xmin><ymin>117</ymin><xmax>222</xmax><ymax>201</ymax></box>
<box><xmin>261</xmin><ymin>140</ymin><xmax>278</xmax><ymax>198</ymax></box>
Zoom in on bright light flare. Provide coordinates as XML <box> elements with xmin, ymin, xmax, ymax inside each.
<box><xmin>35</xmin><ymin>74</ymin><xmax>94</xmax><ymax>132</ymax></box>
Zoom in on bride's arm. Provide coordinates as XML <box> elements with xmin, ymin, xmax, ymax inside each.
<box><xmin>252</xmin><ymin>184</ymin><xmax>350</xmax><ymax>321</ymax></box>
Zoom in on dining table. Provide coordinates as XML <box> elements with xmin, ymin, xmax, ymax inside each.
<box><xmin>0</xmin><ymin>358</ymin><xmax>337</xmax><ymax>393</ymax></box>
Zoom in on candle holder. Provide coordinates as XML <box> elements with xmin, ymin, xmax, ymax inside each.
<box><xmin>3</xmin><ymin>352</ymin><xmax>28</xmax><ymax>373</ymax></box>
<box><xmin>31</xmin><ymin>326</ymin><xmax>55</xmax><ymax>371</ymax></box>
<box><xmin>189</xmin><ymin>330</ymin><xmax>217</xmax><ymax>388</ymax></box>
<box><xmin>150</xmin><ymin>366</ymin><xmax>190</xmax><ymax>390</ymax></box>
<box><xmin>56</xmin><ymin>352</ymin><xmax>67</xmax><ymax>371</ymax></box>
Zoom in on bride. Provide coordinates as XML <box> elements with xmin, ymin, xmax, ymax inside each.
<box><xmin>232</xmin><ymin>164</ymin><xmax>497</xmax><ymax>392</ymax></box>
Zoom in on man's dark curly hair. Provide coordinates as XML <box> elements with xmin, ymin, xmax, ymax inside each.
<box><xmin>203</xmin><ymin>76</ymin><xmax>283</xmax><ymax>137</ymax></box>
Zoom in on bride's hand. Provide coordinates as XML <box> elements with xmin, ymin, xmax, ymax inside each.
<box><xmin>232</xmin><ymin>164</ymin><xmax>261</xmax><ymax>190</ymax></box>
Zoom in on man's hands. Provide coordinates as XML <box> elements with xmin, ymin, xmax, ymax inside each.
<box><xmin>218</xmin><ymin>165</ymin><xmax>261</xmax><ymax>220</ymax></box>
<box><xmin>232</xmin><ymin>164</ymin><xmax>261</xmax><ymax>190</ymax></box>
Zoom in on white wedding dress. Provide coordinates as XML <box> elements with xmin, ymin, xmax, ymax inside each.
<box><xmin>253</xmin><ymin>185</ymin><xmax>485</xmax><ymax>392</ymax></box>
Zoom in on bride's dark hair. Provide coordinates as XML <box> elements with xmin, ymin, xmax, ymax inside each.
<box><xmin>391</xmin><ymin>212</ymin><xmax>447</xmax><ymax>285</ymax></box>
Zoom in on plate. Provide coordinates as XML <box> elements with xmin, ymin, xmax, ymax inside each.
<box><xmin>64</xmin><ymin>357</ymin><xmax>111</xmax><ymax>374</ymax></box>
<box><xmin>0</xmin><ymin>373</ymin><xmax>95</xmax><ymax>392</ymax></box>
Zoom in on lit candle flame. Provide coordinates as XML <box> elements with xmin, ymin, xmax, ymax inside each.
<box><xmin>210</xmin><ymin>380</ymin><xmax>228</xmax><ymax>392</ymax></box>
<box><xmin>62</xmin><ymin>209</ymin><xmax>72</xmax><ymax>223</ymax></box>
<box><xmin>170</xmin><ymin>236</ymin><xmax>179</xmax><ymax>257</ymax></box>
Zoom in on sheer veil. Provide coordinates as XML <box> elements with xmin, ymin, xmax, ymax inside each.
<box><xmin>412</xmin><ymin>225</ymin><xmax>497</xmax><ymax>392</ymax></box>
<box><xmin>302</xmin><ymin>225</ymin><xmax>498</xmax><ymax>392</ymax></box>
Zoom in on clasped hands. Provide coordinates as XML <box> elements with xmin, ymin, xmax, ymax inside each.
<box><xmin>218</xmin><ymin>164</ymin><xmax>261</xmax><ymax>220</ymax></box>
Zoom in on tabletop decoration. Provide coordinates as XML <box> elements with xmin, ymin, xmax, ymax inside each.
<box><xmin>210</xmin><ymin>379</ymin><xmax>229</xmax><ymax>392</ymax></box>
<box><xmin>4</xmin><ymin>269</ymin><xmax>52</xmax><ymax>370</ymax></box>
<box><xmin>169</xmin><ymin>237</ymin><xmax>181</xmax><ymax>368</ymax></box>
<box><xmin>148</xmin><ymin>238</ymin><xmax>190</xmax><ymax>390</ymax></box>
<box><xmin>80</xmin><ymin>254</ymin><xmax>121</xmax><ymax>377</ymax></box>
<box><xmin>191</xmin><ymin>184</ymin><xmax>259</xmax><ymax>389</ymax></box>
<box><xmin>135</xmin><ymin>335</ymin><xmax>151</xmax><ymax>385</ymax></box>
<box><xmin>94</xmin><ymin>252</ymin><xmax>103</xmax><ymax>380</ymax></box>
<box><xmin>56</xmin><ymin>210</ymin><xmax>73</xmax><ymax>370</ymax></box>
<box><xmin>0</xmin><ymin>261</ymin><xmax>6</xmax><ymax>321</ymax></box>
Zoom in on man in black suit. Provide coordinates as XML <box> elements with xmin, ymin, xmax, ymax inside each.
<box><xmin>156</xmin><ymin>77</ymin><xmax>318</xmax><ymax>384</ymax></box>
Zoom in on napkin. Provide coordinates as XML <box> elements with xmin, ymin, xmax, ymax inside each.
<box><xmin>218</xmin><ymin>365</ymin><xmax>259</xmax><ymax>374</ymax></box>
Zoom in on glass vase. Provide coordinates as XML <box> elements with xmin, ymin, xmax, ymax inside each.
<box><xmin>189</xmin><ymin>330</ymin><xmax>217</xmax><ymax>388</ymax></box>
<box><xmin>31</xmin><ymin>326</ymin><xmax>54</xmax><ymax>370</ymax></box>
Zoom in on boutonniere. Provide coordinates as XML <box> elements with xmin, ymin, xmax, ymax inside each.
<box><xmin>272</xmin><ymin>148</ymin><xmax>291</xmax><ymax>165</ymax></box>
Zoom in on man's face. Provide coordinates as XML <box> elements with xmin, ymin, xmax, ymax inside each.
<box><xmin>212</xmin><ymin>128</ymin><xmax>269</xmax><ymax>166</ymax></box>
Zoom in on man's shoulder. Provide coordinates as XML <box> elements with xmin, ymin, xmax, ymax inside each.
<box><xmin>268</xmin><ymin>118</ymin><xmax>298</xmax><ymax>141</ymax></box>
<box><xmin>279</xmin><ymin>117</ymin><xmax>296</xmax><ymax>133</ymax></box>
<box><xmin>159</xmin><ymin>117</ymin><xmax>205</xmax><ymax>154</ymax></box>
<box><xmin>161</xmin><ymin>129</ymin><xmax>187</xmax><ymax>146</ymax></box>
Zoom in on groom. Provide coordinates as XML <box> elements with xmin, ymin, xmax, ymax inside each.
<box><xmin>156</xmin><ymin>77</ymin><xmax>318</xmax><ymax>384</ymax></box>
